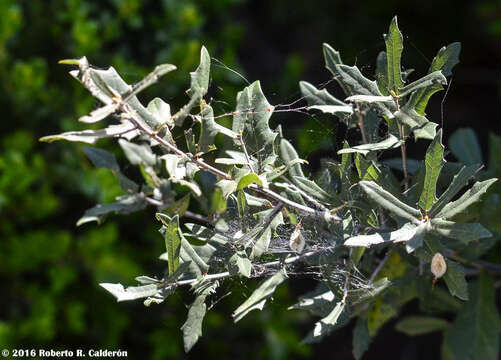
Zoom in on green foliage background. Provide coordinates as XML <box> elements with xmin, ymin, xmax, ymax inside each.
<box><xmin>0</xmin><ymin>0</ymin><xmax>499</xmax><ymax>358</ymax></box>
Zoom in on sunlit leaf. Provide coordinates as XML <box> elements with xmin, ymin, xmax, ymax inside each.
<box><xmin>429</xmin><ymin>164</ymin><xmax>481</xmax><ymax>217</ymax></box>
<box><xmin>419</xmin><ymin>130</ymin><xmax>444</xmax><ymax>211</ymax></box>
<box><xmin>430</xmin><ymin>219</ymin><xmax>492</xmax><ymax>244</ymax></box>
<box><xmin>384</xmin><ymin>16</ymin><xmax>404</xmax><ymax>92</ymax></box>
<box><xmin>233</xmin><ymin>268</ymin><xmax>287</xmax><ymax>322</ymax></box>
<box><xmin>338</xmin><ymin>134</ymin><xmax>402</xmax><ymax>156</ymax></box>
<box><xmin>100</xmin><ymin>283</ymin><xmax>158</xmax><ymax>302</ymax></box>
<box><xmin>437</xmin><ymin>179</ymin><xmax>498</xmax><ymax>219</ymax></box>
<box><xmin>359</xmin><ymin>181</ymin><xmax>421</xmax><ymax>223</ymax></box>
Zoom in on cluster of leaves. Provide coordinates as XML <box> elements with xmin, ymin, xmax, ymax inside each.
<box><xmin>43</xmin><ymin>17</ymin><xmax>501</xmax><ymax>358</ymax></box>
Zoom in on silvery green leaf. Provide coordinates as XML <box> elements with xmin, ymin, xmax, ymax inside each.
<box><xmin>216</xmin><ymin>179</ymin><xmax>237</xmax><ymax>200</ymax></box>
<box><xmin>303</xmin><ymin>301</ymin><xmax>348</xmax><ymax>343</ymax></box>
<box><xmin>147</xmin><ymin>97</ymin><xmax>172</xmax><ymax>127</ymax></box>
<box><xmin>449</xmin><ymin>128</ymin><xmax>482</xmax><ymax>165</ymax></box>
<box><xmin>398</xmin><ymin>71</ymin><xmax>447</xmax><ymax>97</ymax></box>
<box><xmin>128</xmin><ymin>63</ymin><xmax>176</xmax><ymax>97</ymax></box>
<box><xmin>293</xmin><ymin>176</ymin><xmax>333</xmax><ymax>202</ymax></box>
<box><xmin>337</xmin><ymin>134</ymin><xmax>402</xmax><ymax>156</ymax></box>
<box><xmin>199</xmin><ymin>104</ymin><xmax>237</xmax><ymax>153</ymax></box>
<box><xmin>77</xmin><ymin>194</ymin><xmax>146</xmax><ymax>226</ymax></box>
<box><xmin>288</xmin><ymin>289</ymin><xmax>335</xmax><ymax>317</ymax></box>
<box><xmin>250</xmin><ymin>208</ymin><xmax>284</xmax><ymax>258</ymax></box>
<box><xmin>345</xmin><ymin>95</ymin><xmax>393</xmax><ymax>103</ymax></box>
<box><xmin>161</xmin><ymin>154</ymin><xmax>186</xmax><ymax>179</ymax></box>
<box><xmin>407</xmin><ymin>42</ymin><xmax>460</xmax><ymax>115</ymax></box>
<box><xmin>308</xmin><ymin>105</ymin><xmax>354</xmax><ymax>115</ymax></box>
<box><xmin>232</xmin><ymin>81</ymin><xmax>277</xmax><ymax>167</ymax></box>
<box><xmin>135</xmin><ymin>276</ymin><xmax>160</xmax><ymax>285</ymax></box>
<box><xmin>173</xmin><ymin>47</ymin><xmax>211</xmax><ymax>127</ymax></box>
<box><xmin>394</xmin><ymin>108</ymin><xmax>437</xmax><ymax>140</ymax></box>
<box><xmin>68</xmin><ymin>57</ymin><xmax>164</xmax><ymax>129</ymax></box>
<box><xmin>345</xmin><ymin>222</ymin><xmax>427</xmax><ymax>247</ymax></box>
<box><xmin>431</xmin><ymin>219</ymin><xmax>492</xmax><ymax>244</ymax></box>
<box><xmin>118</xmin><ymin>139</ymin><xmax>156</xmax><ymax>166</ymax></box>
<box><xmin>181</xmin><ymin>281</ymin><xmax>218</xmax><ymax>352</ymax></box>
<box><xmin>79</xmin><ymin>103</ymin><xmax>118</xmax><ymax>123</ymax></box>
<box><xmin>429</xmin><ymin>164</ymin><xmax>481</xmax><ymax>217</ymax></box>
<box><xmin>244</xmin><ymin>192</ymin><xmax>272</xmax><ymax>207</ymax></box>
<box><xmin>189</xmin><ymin>46</ymin><xmax>210</xmax><ymax>99</ymax></box>
<box><xmin>100</xmin><ymin>283</ymin><xmax>158</xmax><ymax>302</ymax></box>
<box><xmin>323</xmin><ymin>43</ymin><xmax>350</xmax><ymax>95</ymax></box>
<box><xmin>279</xmin><ymin>139</ymin><xmax>305</xmax><ymax>178</ymax></box>
<box><xmin>332</xmin><ymin>63</ymin><xmax>396</xmax><ymax>117</ymax></box>
<box><xmin>299</xmin><ymin>81</ymin><xmax>346</xmax><ymax>106</ymax></box>
<box><xmin>179</xmin><ymin>236</ymin><xmax>211</xmax><ymax>276</ymax></box>
<box><xmin>228</xmin><ymin>252</ymin><xmax>252</xmax><ymax>278</ymax></box>
<box><xmin>216</xmin><ymin>150</ymin><xmax>250</xmax><ymax>166</ymax></box>
<box><xmin>384</xmin><ymin>16</ymin><xmax>404</xmax><ymax>92</ymax></box>
<box><xmin>359</xmin><ymin>181</ymin><xmax>422</xmax><ymax>224</ymax></box>
<box><xmin>40</xmin><ymin>121</ymin><xmax>139</xmax><ymax>144</ymax></box>
<box><xmin>233</xmin><ymin>268</ymin><xmax>287</xmax><ymax>322</ymax></box>
<box><xmin>437</xmin><ymin>179</ymin><xmax>498</xmax><ymax>219</ymax></box>
<box><xmin>172</xmin><ymin>178</ymin><xmax>202</xmax><ymax>197</ymax></box>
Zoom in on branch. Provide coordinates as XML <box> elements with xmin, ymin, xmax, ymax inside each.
<box><xmin>368</xmin><ymin>248</ymin><xmax>393</xmax><ymax>285</ymax></box>
<box><xmin>118</xmin><ymin>100</ymin><xmax>341</xmax><ymax>222</ymax></box>
<box><xmin>444</xmin><ymin>250</ymin><xmax>501</xmax><ymax>274</ymax></box>
<box><xmin>249</xmin><ymin>184</ymin><xmax>341</xmax><ymax>222</ymax></box>
<box><xmin>172</xmin><ymin>245</ymin><xmax>338</xmax><ymax>288</ymax></box>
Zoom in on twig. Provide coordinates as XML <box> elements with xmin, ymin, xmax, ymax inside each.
<box><xmin>122</xmin><ymin>102</ymin><xmax>231</xmax><ymax>179</ymax></box>
<box><xmin>249</xmin><ymin>184</ymin><xmax>341</xmax><ymax>222</ymax></box>
<box><xmin>173</xmin><ymin>245</ymin><xmax>337</xmax><ymax>288</ymax></box>
<box><xmin>444</xmin><ymin>250</ymin><xmax>501</xmax><ymax>274</ymax></box>
<box><xmin>342</xmin><ymin>269</ymin><xmax>351</xmax><ymax>304</ymax></box>
<box><xmin>119</xmin><ymin>98</ymin><xmax>341</xmax><ymax>223</ymax></box>
<box><xmin>238</xmin><ymin>133</ymin><xmax>255</xmax><ymax>173</ymax></box>
<box><xmin>368</xmin><ymin>248</ymin><xmax>393</xmax><ymax>285</ymax></box>
<box><xmin>355</xmin><ymin>104</ymin><xmax>368</xmax><ymax>144</ymax></box>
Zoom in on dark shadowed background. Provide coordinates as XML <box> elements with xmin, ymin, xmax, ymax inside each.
<box><xmin>0</xmin><ymin>0</ymin><xmax>499</xmax><ymax>359</ymax></box>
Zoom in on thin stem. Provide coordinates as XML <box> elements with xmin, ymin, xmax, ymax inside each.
<box><xmin>355</xmin><ymin>104</ymin><xmax>368</xmax><ymax>144</ymax></box>
<box><xmin>444</xmin><ymin>250</ymin><xmax>501</xmax><ymax>274</ymax></box>
<box><xmin>249</xmin><ymin>184</ymin><xmax>341</xmax><ymax>222</ymax></box>
<box><xmin>238</xmin><ymin>133</ymin><xmax>255</xmax><ymax>173</ymax></box>
<box><xmin>119</xmin><ymin>100</ymin><xmax>341</xmax><ymax>223</ymax></box>
<box><xmin>368</xmin><ymin>248</ymin><xmax>393</xmax><ymax>285</ymax></box>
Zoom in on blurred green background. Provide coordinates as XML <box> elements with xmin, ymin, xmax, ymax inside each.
<box><xmin>0</xmin><ymin>0</ymin><xmax>499</xmax><ymax>359</ymax></box>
